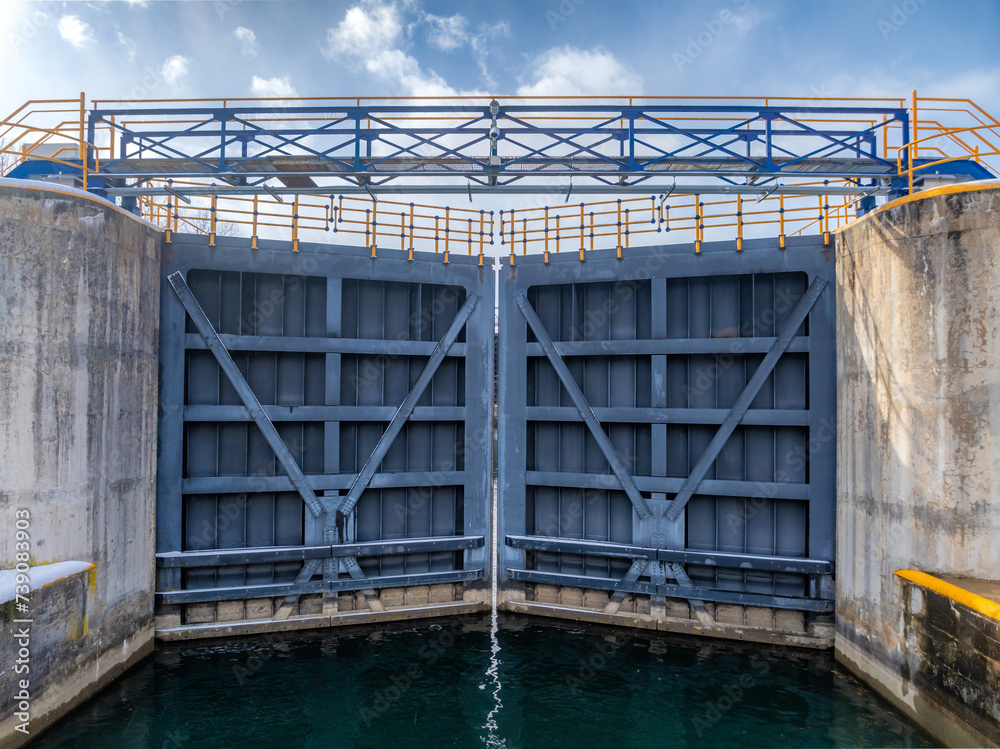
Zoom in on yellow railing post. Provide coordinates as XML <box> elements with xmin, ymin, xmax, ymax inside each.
<box><xmin>408</xmin><ymin>203</ymin><xmax>415</xmax><ymax>259</ymax></box>
<box><xmin>544</xmin><ymin>206</ymin><xmax>550</xmax><ymax>262</ymax></box>
<box><xmin>251</xmin><ymin>194</ymin><xmax>258</xmax><ymax>250</ymax></box>
<box><xmin>736</xmin><ymin>194</ymin><xmax>743</xmax><ymax>251</ymax></box>
<box><xmin>616</xmin><ymin>199</ymin><xmax>622</xmax><ymax>255</ymax></box>
<box><xmin>555</xmin><ymin>213</ymin><xmax>560</xmax><ymax>254</ymax></box>
<box><xmin>826</xmin><ymin>197</ymin><xmax>831</xmax><ymax>238</ymax></box>
<box><xmin>165</xmin><ymin>196</ymin><xmax>172</xmax><ymax>243</ymax></box>
<box><xmin>292</xmin><ymin>195</ymin><xmax>300</xmax><ymax>252</ymax></box>
<box><xmin>444</xmin><ymin>206</ymin><xmax>450</xmax><ymax>263</ymax></box>
<box><xmin>371</xmin><ymin>201</ymin><xmax>377</xmax><ymax>256</ymax></box>
<box><xmin>478</xmin><ymin>210</ymin><xmax>484</xmax><ymax>266</ymax></box>
<box><xmin>779</xmin><ymin>194</ymin><xmax>785</xmax><ymax>249</ymax></box>
<box><xmin>400</xmin><ymin>211</ymin><xmax>406</xmax><ymax>254</ymax></box>
<box><xmin>622</xmin><ymin>207</ymin><xmax>629</xmax><ymax>256</ymax></box>
<box><xmin>209</xmin><ymin>194</ymin><xmax>217</xmax><ymax>246</ymax></box>
<box><xmin>579</xmin><ymin>202</ymin><xmax>585</xmax><ymax>261</ymax></box>
<box><xmin>366</xmin><ymin>208</ymin><xmax>373</xmax><ymax>256</ymax></box>
<box><xmin>79</xmin><ymin>92</ymin><xmax>88</xmax><ymax>191</ymax></box>
<box><xmin>694</xmin><ymin>195</ymin><xmax>702</xmax><ymax>254</ymax></box>
<box><xmin>912</xmin><ymin>89</ymin><xmax>918</xmax><ymax>160</ymax></box>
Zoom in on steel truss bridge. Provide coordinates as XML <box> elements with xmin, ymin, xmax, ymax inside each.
<box><xmin>3</xmin><ymin>94</ymin><xmax>998</xmax><ymax>210</ymax></box>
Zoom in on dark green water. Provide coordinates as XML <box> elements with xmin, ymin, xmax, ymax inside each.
<box><xmin>36</xmin><ymin>614</ymin><xmax>933</xmax><ymax>749</ymax></box>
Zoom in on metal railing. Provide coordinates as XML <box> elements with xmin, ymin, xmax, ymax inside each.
<box><xmin>897</xmin><ymin>123</ymin><xmax>1000</xmax><ymax>194</ymax></box>
<box><xmin>2</xmin><ymin>91</ymin><xmax>998</xmax><ymax>260</ymax></box>
<box><xmin>498</xmin><ymin>187</ymin><xmax>857</xmax><ymax>261</ymax></box>
<box><xmin>142</xmin><ymin>187</ymin><xmax>495</xmax><ymax>263</ymax></box>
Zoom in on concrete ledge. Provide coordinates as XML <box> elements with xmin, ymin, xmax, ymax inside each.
<box><xmin>0</xmin><ymin>623</ymin><xmax>154</xmax><ymax>749</ymax></box>
<box><xmin>836</xmin><ymin>635</ymin><xmax>994</xmax><ymax>748</ymax></box>
<box><xmin>502</xmin><ymin>601</ymin><xmax>833</xmax><ymax>650</ymax></box>
<box><xmin>156</xmin><ymin>602</ymin><xmax>489</xmax><ymax>641</ymax></box>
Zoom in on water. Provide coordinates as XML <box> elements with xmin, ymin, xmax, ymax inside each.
<box><xmin>36</xmin><ymin>615</ymin><xmax>933</xmax><ymax>749</ymax></box>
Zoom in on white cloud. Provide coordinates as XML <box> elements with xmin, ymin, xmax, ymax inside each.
<box><xmin>251</xmin><ymin>75</ymin><xmax>299</xmax><ymax>99</ymax></box>
<box><xmin>323</xmin><ymin>1</ymin><xmax>467</xmax><ymax>97</ymax></box>
<box><xmin>161</xmin><ymin>55</ymin><xmax>189</xmax><ymax>87</ymax></box>
<box><xmin>366</xmin><ymin>48</ymin><xmax>457</xmax><ymax>96</ymax></box>
<box><xmin>518</xmin><ymin>47</ymin><xmax>643</xmax><ymax>96</ymax></box>
<box><xmin>423</xmin><ymin>13</ymin><xmax>468</xmax><ymax>52</ymax></box>
<box><xmin>117</xmin><ymin>32</ymin><xmax>136</xmax><ymax>62</ymax></box>
<box><xmin>470</xmin><ymin>21</ymin><xmax>510</xmax><ymax>90</ymax></box>
<box><xmin>234</xmin><ymin>26</ymin><xmax>258</xmax><ymax>57</ymax></box>
<box><xmin>323</xmin><ymin>2</ymin><xmax>402</xmax><ymax>60</ymax></box>
<box><xmin>58</xmin><ymin>15</ymin><xmax>93</xmax><ymax>48</ymax></box>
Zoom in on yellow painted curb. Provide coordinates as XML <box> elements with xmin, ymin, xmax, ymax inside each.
<box><xmin>836</xmin><ymin>179</ymin><xmax>1000</xmax><ymax>235</ymax></box>
<box><xmin>896</xmin><ymin>569</ymin><xmax>1000</xmax><ymax>622</ymax></box>
<box><xmin>0</xmin><ymin>179</ymin><xmax>161</xmax><ymax>231</ymax></box>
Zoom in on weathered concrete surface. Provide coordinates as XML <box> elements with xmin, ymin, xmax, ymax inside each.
<box><xmin>836</xmin><ymin>183</ymin><xmax>1000</xmax><ymax>746</ymax></box>
<box><xmin>0</xmin><ymin>564</ymin><xmax>153</xmax><ymax>748</ymax></box>
<box><xmin>0</xmin><ymin>182</ymin><xmax>160</xmax><ymax>747</ymax></box>
<box><xmin>899</xmin><ymin>575</ymin><xmax>1000</xmax><ymax>745</ymax></box>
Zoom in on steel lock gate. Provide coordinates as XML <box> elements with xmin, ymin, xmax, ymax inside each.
<box><xmin>155</xmin><ymin>237</ymin><xmax>494</xmax><ymax>628</ymax></box>
<box><xmin>497</xmin><ymin>236</ymin><xmax>836</xmax><ymax>631</ymax></box>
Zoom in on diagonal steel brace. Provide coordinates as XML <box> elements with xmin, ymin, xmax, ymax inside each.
<box><xmin>515</xmin><ymin>292</ymin><xmax>653</xmax><ymax>521</ymax></box>
<box><xmin>665</xmin><ymin>277</ymin><xmax>828</xmax><ymax>522</ymax></box>
<box><xmin>168</xmin><ymin>271</ymin><xmax>324</xmax><ymax>518</ymax></box>
<box><xmin>272</xmin><ymin>508</ymin><xmax>385</xmax><ymax>618</ymax></box>
<box><xmin>338</xmin><ymin>291</ymin><xmax>480</xmax><ymax>518</ymax></box>
<box><xmin>603</xmin><ymin>559</ymin><xmax>649</xmax><ymax>614</ymax></box>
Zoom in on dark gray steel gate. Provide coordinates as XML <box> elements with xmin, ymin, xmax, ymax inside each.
<box><xmin>155</xmin><ymin>236</ymin><xmax>493</xmax><ymax>634</ymax></box>
<box><xmin>498</xmin><ymin>236</ymin><xmax>836</xmax><ymax>644</ymax></box>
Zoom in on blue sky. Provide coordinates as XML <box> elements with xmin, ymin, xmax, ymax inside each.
<box><xmin>3</xmin><ymin>0</ymin><xmax>1000</xmax><ymax>114</ymax></box>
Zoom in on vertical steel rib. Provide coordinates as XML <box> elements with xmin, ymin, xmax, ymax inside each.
<box><xmin>167</xmin><ymin>271</ymin><xmax>325</xmax><ymax>518</ymax></box>
<box><xmin>514</xmin><ymin>291</ymin><xmax>653</xmax><ymax>521</ymax></box>
<box><xmin>665</xmin><ymin>276</ymin><xmax>828</xmax><ymax>522</ymax></box>
<box><xmin>338</xmin><ymin>291</ymin><xmax>481</xmax><ymax>518</ymax></box>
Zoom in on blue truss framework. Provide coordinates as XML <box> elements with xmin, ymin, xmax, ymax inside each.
<box><xmin>82</xmin><ymin>101</ymin><xmax>940</xmax><ymax>199</ymax></box>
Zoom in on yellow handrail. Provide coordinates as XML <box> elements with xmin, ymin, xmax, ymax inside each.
<box><xmin>896</xmin><ymin>124</ymin><xmax>1000</xmax><ymax>194</ymax></box>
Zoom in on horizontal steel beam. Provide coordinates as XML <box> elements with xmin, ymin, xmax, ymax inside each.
<box><xmin>187</xmin><ymin>334</ymin><xmax>467</xmax><ymax>357</ymax></box>
<box><xmin>184</xmin><ymin>405</ymin><xmax>466</xmax><ymax>423</ymax></box>
<box><xmin>505</xmin><ymin>535</ymin><xmax>832</xmax><ymax>574</ymax></box>
<box><xmin>526</xmin><ymin>337</ymin><xmax>809</xmax><ymax>357</ymax></box>
<box><xmin>181</xmin><ymin>470</ymin><xmax>465</xmax><ymax>494</ymax></box>
<box><xmin>157</xmin><ymin>568</ymin><xmax>484</xmax><ymax>604</ymax></box>
<box><xmin>94</xmin><ymin>102</ymin><xmax>906</xmax><ymax>115</ymax></box>
<box><xmin>525</xmin><ymin>407</ymin><xmax>809</xmax><ymax>427</ymax></box>
<box><xmin>106</xmin><ymin>182</ymin><xmax>891</xmax><ymax>198</ymax></box>
<box><xmin>508</xmin><ymin>569</ymin><xmax>833</xmax><ymax>612</ymax></box>
<box><xmin>157</xmin><ymin>535</ymin><xmax>484</xmax><ymax>568</ymax></box>
<box><xmin>524</xmin><ymin>471</ymin><xmax>810</xmax><ymax>501</ymax></box>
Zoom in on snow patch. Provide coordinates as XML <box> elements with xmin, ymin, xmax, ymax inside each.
<box><xmin>0</xmin><ymin>561</ymin><xmax>94</xmax><ymax>604</ymax></box>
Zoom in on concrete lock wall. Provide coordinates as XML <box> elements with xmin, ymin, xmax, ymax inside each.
<box><xmin>836</xmin><ymin>182</ymin><xmax>1000</xmax><ymax>746</ymax></box>
<box><xmin>0</xmin><ymin>182</ymin><xmax>160</xmax><ymax>747</ymax></box>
